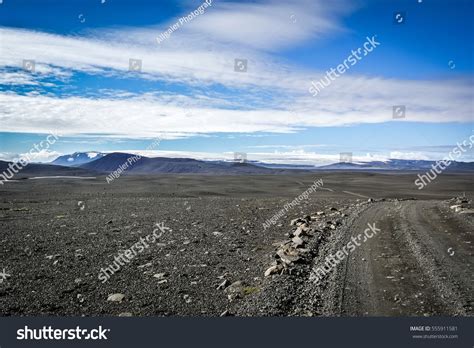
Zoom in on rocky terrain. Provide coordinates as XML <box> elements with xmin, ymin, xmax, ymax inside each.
<box><xmin>0</xmin><ymin>173</ymin><xmax>472</xmax><ymax>316</ymax></box>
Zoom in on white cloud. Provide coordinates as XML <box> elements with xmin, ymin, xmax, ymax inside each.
<box><xmin>180</xmin><ymin>0</ymin><xmax>350</xmax><ymax>51</ymax></box>
<box><xmin>0</xmin><ymin>149</ymin><xmax>61</xmax><ymax>163</ymax></box>
<box><xmin>108</xmin><ymin>149</ymin><xmax>385</xmax><ymax>166</ymax></box>
<box><xmin>389</xmin><ymin>151</ymin><xmax>431</xmax><ymax>161</ymax></box>
<box><xmin>0</xmin><ymin>82</ymin><xmax>472</xmax><ymax>139</ymax></box>
<box><xmin>247</xmin><ymin>144</ymin><xmax>329</xmax><ymax>149</ymax></box>
<box><xmin>108</xmin><ymin>148</ymin><xmax>474</xmax><ymax>165</ymax></box>
<box><xmin>0</xmin><ymin>71</ymin><xmax>39</xmax><ymax>85</ymax></box>
<box><xmin>0</xmin><ymin>0</ymin><xmax>472</xmax><ymax>139</ymax></box>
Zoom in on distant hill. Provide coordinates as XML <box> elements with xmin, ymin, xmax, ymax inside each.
<box><xmin>52</xmin><ymin>152</ymin><xmax>106</xmax><ymax>167</ymax></box>
<box><xmin>79</xmin><ymin>153</ymin><xmax>279</xmax><ymax>175</ymax></box>
<box><xmin>0</xmin><ymin>160</ymin><xmax>97</xmax><ymax>179</ymax></box>
<box><xmin>44</xmin><ymin>152</ymin><xmax>474</xmax><ymax>176</ymax></box>
<box><xmin>316</xmin><ymin>159</ymin><xmax>474</xmax><ymax>171</ymax></box>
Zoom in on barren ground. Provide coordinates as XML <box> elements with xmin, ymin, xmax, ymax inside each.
<box><xmin>0</xmin><ymin>172</ymin><xmax>472</xmax><ymax>316</ymax></box>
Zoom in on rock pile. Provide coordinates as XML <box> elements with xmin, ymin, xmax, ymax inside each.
<box><xmin>449</xmin><ymin>195</ymin><xmax>473</xmax><ymax>215</ymax></box>
<box><xmin>264</xmin><ymin>215</ymin><xmax>314</xmax><ymax>277</ymax></box>
<box><xmin>264</xmin><ymin>208</ymin><xmax>347</xmax><ymax>277</ymax></box>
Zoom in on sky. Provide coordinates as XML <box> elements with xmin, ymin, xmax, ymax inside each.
<box><xmin>0</xmin><ymin>0</ymin><xmax>473</xmax><ymax>165</ymax></box>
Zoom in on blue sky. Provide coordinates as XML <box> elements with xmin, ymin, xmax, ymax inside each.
<box><xmin>0</xmin><ymin>0</ymin><xmax>473</xmax><ymax>165</ymax></box>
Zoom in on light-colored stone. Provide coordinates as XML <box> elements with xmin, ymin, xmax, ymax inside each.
<box><xmin>264</xmin><ymin>264</ymin><xmax>282</xmax><ymax>277</ymax></box>
<box><xmin>276</xmin><ymin>249</ymin><xmax>300</xmax><ymax>264</ymax></box>
<box><xmin>225</xmin><ymin>281</ymin><xmax>245</xmax><ymax>301</ymax></box>
<box><xmin>292</xmin><ymin>236</ymin><xmax>304</xmax><ymax>247</ymax></box>
<box><xmin>293</xmin><ymin>227</ymin><xmax>304</xmax><ymax>237</ymax></box>
<box><xmin>107</xmin><ymin>293</ymin><xmax>125</xmax><ymax>302</ymax></box>
<box><xmin>153</xmin><ymin>272</ymin><xmax>167</xmax><ymax>280</ymax></box>
<box><xmin>217</xmin><ymin>279</ymin><xmax>230</xmax><ymax>290</ymax></box>
<box><xmin>183</xmin><ymin>294</ymin><xmax>192</xmax><ymax>303</ymax></box>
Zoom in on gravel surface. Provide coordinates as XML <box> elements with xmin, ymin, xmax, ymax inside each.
<box><xmin>0</xmin><ymin>173</ymin><xmax>472</xmax><ymax>316</ymax></box>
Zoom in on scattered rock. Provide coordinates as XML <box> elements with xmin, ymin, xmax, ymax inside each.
<box><xmin>107</xmin><ymin>293</ymin><xmax>125</xmax><ymax>302</ymax></box>
<box><xmin>290</xmin><ymin>218</ymin><xmax>302</xmax><ymax>226</ymax></box>
<box><xmin>217</xmin><ymin>279</ymin><xmax>230</xmax><ymax>290</ymax></box>
<box><xmin>225</xmin><ymin>281</ymin><xmax>246</xmax><ymax>301</ymax></box>
<box><xmin>183</xmin><ymin>294</ymin><xmax>192</xmax><ymax>303</ymax></box>
<box><xmin>138</xmin><ymin>262</ymin><xmax>152</xmax><ymax>269</ymax></box>
<box><xmin>153</xmin><ymin>273</ymin><xmax>167</xmax><ymax>280</ymax></box>
<box><xmin>293</xmin><ymin>227</ymin><xmax>305</xmax><ymax>237</ymax></box>
<box><xmin>264</xmin><ymin>264</ymin><xmax>283</xmax><ymax>277</ymax></box>
<box><xmin>276</xmin><ymin>248</ymin><xmax>301</xmax><ymax>265</ymax></box>
<box><xmin>291</xmin><ymin>236</ymin><xmax>304</xmax><ymax>247</ymax></box>
<box><xmin>300</xmin><ymin>224</ymin><xmax>310</xmax><ymax>232</ymax></box>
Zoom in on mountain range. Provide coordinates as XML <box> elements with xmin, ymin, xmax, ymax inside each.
<box><xmin>1</xmin><ymin>152</ymin><xmax>474</xmax><ymax>179</ymax></box>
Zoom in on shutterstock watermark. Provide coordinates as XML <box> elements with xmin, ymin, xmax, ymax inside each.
<box><xmin>98</xmin><ymin>222</ymin><xmax>170</xmax><ymax>283</ymax></box>
<box><xmin>415</xmin><ymin>134</ymin><xmax>474</xmax><ymax>190</ymax></box>
<box><xmin>17</xmin><ymin>326</ymin><xmax>109</xmax><ymax>340</ymax></box>
<box><xmin>311</xmin><ymin>222</ymin><xmax>380</xmax><ymax>284</ymax></box>
<box><xmin>263</xmin><ymin>179</ymin><xmax>324</xmax><ymax>230</ymax></box>
<box><xmin>309</xmin><ymin>35</ymin><xmax>380</xmax><ymax>97</ymax></box>
<box><xmin>0</xmin><ymin>131</ymin><xmax>61</xmax><ymax>185</ymax></box>
<box><xmin>156</xmin><ymin>0</ymin><xmax>213</xmax><ymax>44</ymax></box>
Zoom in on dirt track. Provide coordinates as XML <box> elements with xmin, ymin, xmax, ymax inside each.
<box><xmin>338</xmin><ymin>200</ymin><xmax>473</xmax><ymax>316</ymax></box>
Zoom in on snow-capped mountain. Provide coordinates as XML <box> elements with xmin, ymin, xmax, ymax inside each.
<box><xmin>51</xmin><ymin>152</ymin><xmax>106</xmax><ymax>167</ymax></box>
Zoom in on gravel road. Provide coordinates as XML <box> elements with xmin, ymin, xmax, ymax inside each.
<box><xmin>338</xmin><ymin>200</ymin><xmax>473</xmax><ymax>316</ymax></box>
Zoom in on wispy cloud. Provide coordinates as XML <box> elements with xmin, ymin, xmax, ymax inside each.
<box><xmin>0</xmin><ymin>0</ymin><xmax>472</xmax><ymax>141</ymax></box>
<box><xmin>176</xmin><ymin>0</ymin><xmax>352</xmax><ymax>51</ymax></box>
<box><xmin>0</xmin><ymin>149</ymin><xmax>61</xmax><ymax>163</ymax></box>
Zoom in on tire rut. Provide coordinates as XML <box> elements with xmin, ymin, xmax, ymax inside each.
<box><xmin>336</xmin><ymin>200</ymin><xmax>472</xmax><ymax>316</ymax></box>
